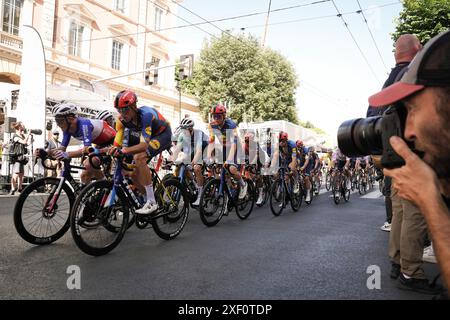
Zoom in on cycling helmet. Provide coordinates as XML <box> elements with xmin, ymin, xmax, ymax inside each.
<box><xmin>210</xmin><ymin>104</ymin><xmax>227</xmax><ymax>115</ymax></box>
<box><xmin>114</xmin><ymin>90</ymin><xmax>137</xmax><ymax>109</ymax></box>
<box><xmin>52</xmin><ymin>102</ymin><xmax>78</xmax><ymax>118</ymax></box>
<box><xmin>96</xmin><ymin>110</ymin><xmax>114</xmax><ymax>121</ymax></box>
<box><xmin>179</xmin><ymin>117</ymin><xmax>194</xmax><ymax>129</ymax></box>
<box><xmin>296</xmin><ymin>140</ymin><xmax>304</xmax><ymax>148</ymax></box>
<box><xmin>279</xmin><ymin>131</ymin><xmax>288</xmax><ymax>141</ymax></box>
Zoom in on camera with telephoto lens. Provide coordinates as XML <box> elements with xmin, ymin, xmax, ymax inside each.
<box><xmin>30</xmin><ymin>129</ymin><xmax>43</xmax><ymax>135</ymax></box>
<box><xmin>337</xmin><ymin>104</ymin><xmax>420</xmax><ymax>169</ymax></box>
<box><xmin>46</xmin><ymin>120</ymin><xmax>53</xmax><ymax>131</ymax></box>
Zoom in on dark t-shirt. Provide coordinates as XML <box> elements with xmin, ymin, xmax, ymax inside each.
<box><xmin>443</xmin><ymin>196</ymin><xmax>450</xmax><ymax>210</ymax></box>
<box><xmin>366</xmin><ymin>62</ymin><xmax>410</xmax><ymax>117</ymax></box>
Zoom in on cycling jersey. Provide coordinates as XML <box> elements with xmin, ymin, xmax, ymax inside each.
<box><xmin>208</xmin><ymin>118</ymin><xmax>239</xmax><ymax>163</ymax></box>
<box><xmin>296</xmin><ymin>146</ymin><xmax>307</xmax><ymax>167</ymax></box>
<box><xmin>279</xmin><ymin>140</ymin><xmax>297</xmax><ymax>166</ymax></box>
<box><xmin>243</xmin><ymin>142</ymin><xmax>270</xmax><ymax>167</ymax></box>
<box><xmin>114</xmin><ymin>106</ymin><xmax>172</xmax><ymax>158</ymax></box>
<box><xmin>304</xmin><ymin>152</ymin><xmax>319</xmax><ymax>174</ymax></box>
<box><xmin>208</xmin><ymin>119</ymin><xmax>238</xmax><ymax>147</ymax></box>
<box><xmin>177</xmin><ymin>128</ymin><xmax>209</xmax><ymax>158</ymax></box>
<box><xmin>61</xmin><ymin>118</ymin><xmax>115</xmax><ymax>148</ymax></box>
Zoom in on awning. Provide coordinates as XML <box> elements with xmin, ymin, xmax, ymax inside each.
<box><xmin>47</xmin><ymin>84</ymin><xmax>112</xmax><ymax>110</ymax></box>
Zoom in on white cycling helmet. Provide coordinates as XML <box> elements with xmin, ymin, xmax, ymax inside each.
<box><xmin>52</xmin><ymin>102</ymin><xmax>78</xmax><ymax>118</ymax></box>
<box><xmin>96</xmin><ymin>110</ymin><xmax>114</xmax><ymax>121</ymax></box>
<box><xmin>179</xmin><ymin>117</ymin><xmax>194</xmax><ymax>129</ymax></box>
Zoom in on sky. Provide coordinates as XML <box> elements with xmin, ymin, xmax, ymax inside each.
<box><xmin>172</xmin><ymin>0</ymin><xmax>404</xmax><ymax>144</ymax></box>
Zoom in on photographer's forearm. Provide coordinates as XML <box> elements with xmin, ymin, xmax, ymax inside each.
<box><xmin>419</xmin><ymin>193</ymin><xmax>450</xmax><ymax>289</ymax></box>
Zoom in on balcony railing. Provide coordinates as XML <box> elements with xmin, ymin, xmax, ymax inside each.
<box><xmin>0</xmin><ymin>30</ymin><xmax>23</xmax><ymax>50</ymax></box>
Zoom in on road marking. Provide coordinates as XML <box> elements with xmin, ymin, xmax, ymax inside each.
<box><xmin>361</xmin><ymin>190</ymin><xmax>383</xmax><ymax>199</ymax></box>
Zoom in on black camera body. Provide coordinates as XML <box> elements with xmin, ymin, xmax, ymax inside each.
<box><xmin>46</xmin><ymin>120</ymin><xmax>53</xmax><ymax>131</ymax></box>
<box><xmin>338</xmin><ymin>105</ymin><xmax>412</xmax><ymax>169</ymax></box>
<box><xmin>30</xmin><ymin>129</ymin><xmax>43</xmax><ymax>135</ymax></box>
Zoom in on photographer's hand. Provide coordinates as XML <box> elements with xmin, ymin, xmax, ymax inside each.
<box><xmin>383</xmin><ymin>136</ymin><xmax>440</xmax><ymax>208</ymax></box>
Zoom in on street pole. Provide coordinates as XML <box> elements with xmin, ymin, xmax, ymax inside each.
<box><xmin>176</xmin><ymin>81</ymin><xmax>182</xmax><ymax>123</ymax></box>
<box><xmin>261</xmin><ymin>0</ymin><xmax>272</xmax><ymax>47</ymax></box>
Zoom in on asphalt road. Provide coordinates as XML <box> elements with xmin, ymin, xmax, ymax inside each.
<box><xmin>0</xmin><ymin>185</ymin><xmax>442</xmax><ymax>300</ymax></box>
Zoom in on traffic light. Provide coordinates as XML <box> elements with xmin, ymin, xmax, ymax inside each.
<box><xmin>179</xmin><ymin>54</ymin><xmax>194</xmax><ymax>80</ymax></box>
<box><xmin>144</xmin><ymin>62</ymin><xmax>158</xmax><ymax>85</ymax></box>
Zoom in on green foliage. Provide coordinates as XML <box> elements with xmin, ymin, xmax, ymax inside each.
<box><xmin>179</xmin><ymin>33</ymin><xmax>299</xmax><ymax>124</ymax></box>
<box><xmin>392</xmin><ymin>0</ymin><xmax>450</xmax><ymax>44</ymax></box>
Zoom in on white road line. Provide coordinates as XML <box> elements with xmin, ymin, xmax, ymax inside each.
<box><xmin>361</xmin><ymin>189</ymin><xmax>383</xmax><ymax>199</ymax></box>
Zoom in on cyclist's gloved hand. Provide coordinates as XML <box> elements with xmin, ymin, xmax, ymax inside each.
<box><xmin>107</xmin><ymin>146</ymin><xmax>122</xmax><ymax>157</ymax></box>
<box><xmin>54</xmin><ymin>150</ymin><xmax>69</xmax><ymax>161</ymax></box>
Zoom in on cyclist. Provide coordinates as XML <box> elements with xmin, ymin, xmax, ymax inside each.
<box><xmin>331</xmin><ymin>147</ymin><xmax>351</xmax><ymax>189</ymax></box>
<box><xmin>171</xmin><ymin>117</ymin><xmax>209</xmax><ymax>206</ymax></box>
<box><xmin>206</xmin><ymin>104</ymin><xmax>247</xmax><ymax>199</ymax></box>
<box><xmin>271</xmin><ymin>132</ymin><xmax>298</xmax><ymax>191</ymax></box>
<box><xmin>96</xmin><ymin>110</ymin><xmax>116</xmax><ymax>129</ymax></box>
<box><xmin>108</xmin><ymin>89</ymin><xmax>172</xmax><ymax>215</ymax></box>
<box><xmin>355</xmin><ymin>156</ymin><xmax>369</xmax><ymax>173</ymax></box>
<box><xmin>242</xmin><ymin>129</ymin><xmax>270</xmax><ymax>205</ymax></box>
<box><xmin>296</xmin><ymin>139</ymin><xmax>307</xmax><ymax>173</ymax></box>
<box><xmin>50</xmin><ymin>102</ymin><xmax>116</xmax><ymax>184</ymax></box>
<box><xmin>300</xmin><ymin>146</ymin><xmax>320</xmax><ymax>202</ymax></box>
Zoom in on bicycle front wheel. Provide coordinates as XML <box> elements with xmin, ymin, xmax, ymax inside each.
<box><xmin>290</xmin><ymin>177</ymin><xmax>302</xmax><ymax>212</ymax></box>
<box><xmin>236</xmin><ymin>178</ymin><xmax>255</xmax><ymax>220</ymax></box>
<box><xmin>199</xmin><ymin>178</ymin><xmax>226</xmax><ymax>227</ymax></box>
<box><xmin>332</xmin><ymin>176</ymin><xmax>341</xmax><ymax>205</ymax></box>
<box><xmin>70</xmin><ymin>180</ymin><xmax>129</xmax><ymax>256</ymax></box>
<box><xmin>152</xmin><ymin>178</ymin><xmax>189</xmax><ymax>240</ymax></box>
<box><xmin>325</xmin><ymin>173</ymin><xmax>331</xmax><ymax>191</ymax></box>
<box><xmin>14</xmin><ymin>177</ymin><xmax>74</xmax><ymax>245</ymax></box>
<box><xmin>270</xmin><ymin>179</ymin><xmax>285</xmax><ymax>216</ymax></box>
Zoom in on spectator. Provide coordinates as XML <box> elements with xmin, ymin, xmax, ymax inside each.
<box><xmin>367</xmin><ymin>34</ymin><xmax>423</xmax><ymax>232</ymax></box>
<box><xmin>10</xmin><ymin>122</ymin><xmax>32</xmax><ymax>195</ymax></box>
<box><xmin>369</xmin><ymin>30</ymin><xmax>450</xmax><ymax>295</ymax></box>
<box><xmin>44</xmin><ymin>130</ymin><xmax>62</xmax><ymax>177</ymax></box>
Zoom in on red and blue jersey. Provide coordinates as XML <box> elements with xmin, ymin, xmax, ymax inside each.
<box><xmin>61</xmin><ymin>117</ymin><xmax>115</xmax><ymax>148</ymax></box>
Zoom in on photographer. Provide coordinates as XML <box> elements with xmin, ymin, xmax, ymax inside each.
<box><xmin>368</xmin><ymin>30</ymin><xmax>450</xmax><ymax>294</ymax></box>
<box><xmin>367</xmin><ymin>34</ymin><xmax>423</xmax><ymax>233</ymax></box>
<box><xmin>10</xmin><ymin>122</ymin><xmax>32</xmax><ymax>195</ymax></box>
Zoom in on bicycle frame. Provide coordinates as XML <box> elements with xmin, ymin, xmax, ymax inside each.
<box><xmin>218</xmin><ymin>166</ymin><xmax>239</xmax><ymax>208</ymax></box>
<box><xmin>44</xmin><ymin>159</ymin><xmax>84</xmax><ymax>213</ymax></box>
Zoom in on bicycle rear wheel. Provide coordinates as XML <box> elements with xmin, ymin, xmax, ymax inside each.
<box><xmin>14</xmin><ymin>177</ymin><xmax>74</xmax><ymax>245</ymax></box>
<box><xmin>152</xmin><ymin>178</ymin><xmax>189</xmax><ymax>240</ymax></box>
<box><xmin>70</xmin><ymin>180</ymin><xmax>129</xmax><ymax>256</ymax></box>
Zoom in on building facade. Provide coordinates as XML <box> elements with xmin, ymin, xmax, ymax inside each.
<box><xmin>0</xmin><ymin>0</ymin><xmax>201</xmax><ymax>126</ymax></box>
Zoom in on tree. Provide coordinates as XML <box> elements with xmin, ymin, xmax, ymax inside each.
<box><xmin>180</xmin><ymin>33</ymin><xmax>299</xmax><ymax>124</ymax></box>
<box><xmin>392</xmin><ymin>0</ymin><xmax>450</xmax><ymax>43</ymax></box>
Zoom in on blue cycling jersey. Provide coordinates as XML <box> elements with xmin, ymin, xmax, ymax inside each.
<box><xmin>61</xmin><ymin>117</ymin><xmax>115</xmax><ymax>148</ymax></box>
<box><xmin>208</xmin><ymin>118</ymin><xmax>238</xmax><ymax>147</ymax></box>
<box><xmin>279</xmin><ymin>140</ymin><xmax>297</xmax><ymax>165</ymax></box>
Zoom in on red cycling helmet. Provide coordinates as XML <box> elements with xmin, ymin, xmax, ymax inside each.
<box><xmin>210</xmin><ymin>104</ymin><xmax>227</xmax><ymax>115</ymax></box>
<box><xmin>114</xmin><ymin>90</ymin><xmax>137</xmax><ymax>109</ymax></box>
<box><xmin>279</xmin><ymin>131</ymin><xmax>288</xmax><ymax>141</ymax></box>
<box><xmin>296</xmin><ymin>139</ymin><xmax>304</xmax><ymax>148</ymax></box>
